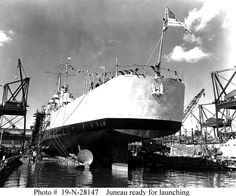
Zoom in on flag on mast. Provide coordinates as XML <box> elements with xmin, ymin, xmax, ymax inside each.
<box><xmin>163</xmin><ymin>7</ymin><xmax>191</xmax><ymax>33</ymax></box>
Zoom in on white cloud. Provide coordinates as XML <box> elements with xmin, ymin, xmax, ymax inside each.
<box><xmin>0</xmin><ymin>30</ymin><xmax>12</xmax><ymax>46</ymax></box>
<box><xmin>166</xmin><ymin>46</ymin><xmax>212</xmax><ymax>63</ymax></box>
<box><xmin>182</xmin><ymin>0</ymin><xmax>236</xmax><ymax>66</ymax></box>
<box><xmin>185</xmin><ymin>0</ymin><xmax>225</xmax><ymax>32</ymax></box>
<box><xmin>183</xmin><ymin>34</ymin><xmax>202</xmax><ymax>45</ymax></box>
<box><xmin>223</xmin><ymin>1</ymin><xmax>236</xmax><ymax>66</ymax></box>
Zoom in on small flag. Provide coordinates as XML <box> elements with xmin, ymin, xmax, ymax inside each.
<box><xmin>163</xmin><ymin>7</ymin><xmax>191</xmax><ymax>33</ymax></box>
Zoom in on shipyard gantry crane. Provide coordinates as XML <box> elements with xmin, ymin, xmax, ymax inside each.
<box><xmin>0</xmin><ymin>59</ymin><xmax>30</xmax><ymax>153</ymax></box>
<box><xmin>182</xmin><ymin>89</ymin><xmax>205</xmax><ymax>123</ymax></box>
<box><xmin>209</xmin><ymin>67</ymin><xmax>236</xmax><ymax>140</ymax></box>
<box><xmin>198</xmin><ymin>102</ymin><xmax>232</xmax><ymax>142</ymax></box>
<box><xmin>176</xmin><ymin>89</ymin><xmax>205</xmax><ymax>139</ymax></box>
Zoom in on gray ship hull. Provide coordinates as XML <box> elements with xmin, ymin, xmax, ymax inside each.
<box><xmin>40</xmin><ymin>74</ymin><xmax>184</xmax><ymax>166</ymax></box>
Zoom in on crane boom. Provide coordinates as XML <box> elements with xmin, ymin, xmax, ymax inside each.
<box><xmin>182</xmin><ymin>89</ymin><xmax>205</xmax><ymax>123</ymax></box>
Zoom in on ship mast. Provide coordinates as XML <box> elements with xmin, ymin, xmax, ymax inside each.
<box><xmin>146</xmin><ymin>7</ymin><xmax>189</xmax><ymax>75</ymax></box>
<box><xmin>63</xmin><ymin>57</ymin><xmax>72</xmax><ymax>92</ymax></box>
<box><xmin>57</xmin><ymin>57</ymin><xmax>72</xmax><ymax>93</ymax></box>
<box><xmin>145</xmin><ymin>8</ymin><xmax>168</xmax><ymax>73</ymax></box>
<box><xmin>157</xmin><ymin>8</ymin><xmax>168</xmax><ymax>68</ymax></box>
<box><xmin>57</xmin><ymin>69</ymin><xmax>62</xmax><ymax>93</ymax></box>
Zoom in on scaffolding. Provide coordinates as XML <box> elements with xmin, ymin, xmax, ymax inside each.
<box><xmin>0</xmin><ymin>59</ymin><xmax>30</xmax><ymax>153</ymax></box>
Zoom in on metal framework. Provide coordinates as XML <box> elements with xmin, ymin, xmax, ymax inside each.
<box><xmin>198</xmin><ymin>103</ymin><xmax>234</xmax><ymax>143</ymax></box>
<box><xmin>210</xmin><ymin>67</ymin><xmax>236</xmax><ymax>140</ymax></box>
<box><xmin>179</xmin><ymin>89</ymin><xmax>205</xmax><ymax>138</ymax></box>
<box><xmin>182</xmin><ymin>89</ymin><xmax>205</xmax><ymax>123</ymax></box>
<box><xmin>0</xmin><ymin>59</ymin><xmax>30</xmax><ymax>152</ymax></box>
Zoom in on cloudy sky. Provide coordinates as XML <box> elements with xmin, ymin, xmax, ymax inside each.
<box><xmin>0</xmin><ymin>0</ymin><xmax>235</xmax><ymax>129</ymax></box>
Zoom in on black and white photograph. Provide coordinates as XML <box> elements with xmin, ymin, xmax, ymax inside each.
<box><xmin>0</xmin><ymin>0</ymin><xmax>235</xmax><ymax>194</ymax></box>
